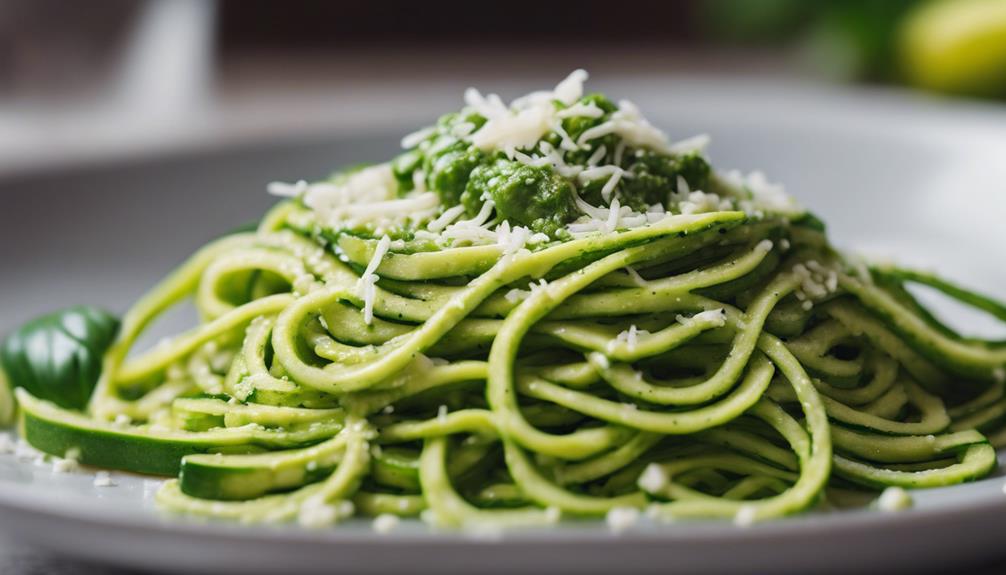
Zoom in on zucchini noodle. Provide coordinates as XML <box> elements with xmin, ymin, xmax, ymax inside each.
<box><xmin>13</xmin><ymin>71</ymin><xmax>1006</xmax><ymax>531</ymax></box>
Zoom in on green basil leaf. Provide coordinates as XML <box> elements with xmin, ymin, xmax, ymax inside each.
<box><xmin>1</xmin><ymin>306</ymin><xmax>119</xmax><ymax>410</ymax></box>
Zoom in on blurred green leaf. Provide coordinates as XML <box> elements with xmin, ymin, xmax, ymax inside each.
<box><xmin>803</xmin><ymin>0</ymin><xmax>919</xmax><ymax>81</ymax></box>
<box><xmin>702</xmin><ymin>0</ymin><xmax>817</xmax><ymax>43</ymax></box>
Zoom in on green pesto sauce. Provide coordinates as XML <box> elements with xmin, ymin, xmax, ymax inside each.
<box><xmin>465</xmin><ymin>159</ymin><xmax>578</xmax><ymax>238</ymax></box>
<box><xmin>391</xmin><ymin>94</ymin><xmax>712</xmax><ymax>237</ymax></box>
<box><xmin>619</xmin><ymin>150</ymin><xmax>710</xmax><ymax>209</ymax></box>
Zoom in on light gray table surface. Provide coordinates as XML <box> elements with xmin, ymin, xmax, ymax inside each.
<box><xmin>0</xmin><ymin>538</ymin><xmax>137</xmax><ymax>575</ymax></box>
<box><xmin>3</xmin><ymin>536</ymin><xmax>1006</xmax><ymax>575</ymax></box>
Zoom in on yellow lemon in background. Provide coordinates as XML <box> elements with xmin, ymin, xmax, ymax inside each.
<box><xmin>899</xmin><ymin>0</ymin><xmax>1006</xmax><ymax>97</ymax></box>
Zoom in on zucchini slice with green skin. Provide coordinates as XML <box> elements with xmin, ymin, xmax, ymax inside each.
<box><xmin>171</xmin><ymin>397</ymin><xmax>344</xmax><ymax>431</ymax></box>
<box><xmin>181</xmin><ymin>435</ymin><xmax>347</xmax><ymax>500</ymax></box>
<box><xmin>353</xmin><ymin>491</ymin><xmax>425</xmax><ymax>516</ymax></box>
<box><xmin>17</xmin><ymin>389</ymin><xmax>342</xmax><ymax>476</ymax></box>
<box><xmin>338</xmin><ymin>235</ymin><xmax>503</xmax><ymax>280</ymax></box>
<box><xmin>831</xmin><ymin>427</ymin><xmax>988</xmax><ymax>464</ymax></box>
<box><xmin>833</xmin><ymin>443</ymin><xmax>997</xmax><ymax>489</ymax></box>
<box><xmin>372</xmin><ymin>447</ymin><xmax>421</xmax><ymax>492</ymax></box>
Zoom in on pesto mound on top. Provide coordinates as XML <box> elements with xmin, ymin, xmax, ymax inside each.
<box><xmin>269</xmin><ymin>70</ymin><xmax>802</xmax><ymax>245</ymax></box>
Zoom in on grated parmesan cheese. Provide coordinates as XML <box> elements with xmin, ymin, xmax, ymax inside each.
<box><xmin>541</xmin><ymin>141</ymin><xmax>583</xmax><ymax>178</ymax></box>
<box><xmin>577</xmin><ymin>121</ymin><xmax>617</xmax><ymax>147</ymax></box>
<box><xmin>461</xmin><ymin>198</ymin><xmax>496</xmax><ymax>228</ymax></box>
<box><xmin>668</xmin><ymin>133</ymin><xmax>711</xmax><ymax>155</ymax></box>
<box><xmin>610</xmin><ymin>324</ymin><xmax>646</xmax><ymax>354</ymax></box>
<box><xmin>93</xmin><ymin>471</ymin><xmax>116</xmax><ymax>487</ymax></box>
<box><xmin>552</xmin><ymin>122</ymin><xmax>579</xmax><ymax>152</ymax></box>
<box><xmin>552</xmin><ymin>69</ymin><xmax>589</xmax><ymax>105</ymax></box>
<box><xmin>677</xmin><ymin>309</ymin><xmax>726</xmax><ymax>328</ymax></box>
<box><xmin>504</xmin><ymin>288</ymin><xmax>530</xmax><ymax>303</ymax></box>
<box><xmin>675</xmin><ymin>175</ymin><xmax>691</xmax><ymax>197</ymax></box>
<box><xmin>695</xmin><ymin>308</ymin><xmax>728</xmax><ymax>327</ymax></box>
<box><xmin>613</xmin><ymin>140</ymin><xmax>626</xmax><ymax>166</ymax></box>
<box><xmin>601</xmin><ymin>172</ymin><xmax>623</xmax><ymax>205</ymax></box>
<box><xmin>572</xmin><ymin>190</ymin><xmax>608</xmax><ymax>221</ymax></box>
<box><xmin>52</xmin><ymin>457</ymin><xmax>79</xmax><ymax>474</ymax></box>
<box><xmin>303</xmin><ymin>164</ymin><xmax>399</xmax><ymax>226</ymax></box>
<box><xmin>465</xmin><ymin>70</ymin><xmax>588</xmax><ymax>154</ymax></box>
<box><xmin>637</xmin><ymin>463</ymin><xmax>669</xmax><ymax>493</ymax></box>
<box><xmin>400</xmin><ymin>126</ymin><xmax>436</xmax><ymax>149</ymax></box>
<box><xmin>605</xmin><ymin>198</ymin><xmax>621</xmax><ymax>231</ymax></box>
<box><xmin>876</xmin><ymin>487</ymin><xmax>912</xmax><ymax>512</ymax></box>
<box><xmin>605</xmin><ymin>507</ymin><xmax>640</xmax><ymax>533</ymax></box>
<box><xmin>496</xmin><ymin>221</ymin><xmax>530</xmax><ymax>258</ymax></box>
<box><xmin>298</xmin><ymin>498</ymin><xmax>339</xmax><ymax>528</ymax></box>
<box><xmin>411</xmin><ymin>169</ymin><xmax>428</xmax><ymax>195</ymax></box>
<box><xmin>373</xmin><ymin>513</ymin><xmax>400</xmax><ymax>534</ymax></box>
<box><xmin>733</xmin><ymin>505</ymin><xmax>757</xmax><ymax>527</ymax></box>
<box><xmin>825</xmin><ymin>270</ymin><xmax>839</xmax><ymax>293</ymax></box>
<box><xmin>528</xmin><ymin>278</ymin><xmax>549</xmax><ymax>295</ymax></box>
<box><xmin>721</xmin><ymin>170</ymin><xmax>802</xmax><ymax>216</ymax></box>
<box><xmin>589</xmin><ymin>352</ymin><xmax>611</xmax><ymax>370</ymax></box>
<box><xmin>424</xmin><ymin>204</ymin><xmax>466</xmax><ymax>233</ymax></box>
<box><xmin>358</xmin><ymin>234</ymin><xmax>391</xmax><ymax>325</ymax></box>
<box><xmin>472</xmin><ymin>104</ymin><xmax>554</xmax><ymax>154</ymax></box>
<box><xmin>587</xmin><ymin>144</ymin><xmax>607</xmax><ymax>167</ymax></box>
<box><xmin>544</xmin><ymin>506</ymin><xmax>562</xmax><ymax>524</ymax></box>
<box><xmin>558</xmin><ymin>101</ymin><xmax>604</xmax><ymax>120</ymax></box>
<box><xmin>267</xmin><ymin>179</ymin><xmax>308</xmax><ymax>198</ymax></box>
<box><xmin>609</xmin><ymin>99</ymin><xmax>672</xmax><ymax>152</ymax></box>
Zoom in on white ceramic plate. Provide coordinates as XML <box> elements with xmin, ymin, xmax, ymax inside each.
<box><xmin>1</xmin><ymin>77</ymin><xmax>1005</xmax><ymax>574</ymax></box>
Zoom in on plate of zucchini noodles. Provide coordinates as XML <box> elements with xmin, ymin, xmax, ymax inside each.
<box><xmin>0</xmin><ymin>71</ymin><xmax>1005</xmax><ymax>574</ymax></box>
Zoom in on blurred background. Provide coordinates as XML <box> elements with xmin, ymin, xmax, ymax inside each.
<box><xmin>2</xmin><ymin>0</ymin><xmax>1006</xmax><ymax>177</ymax></box>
